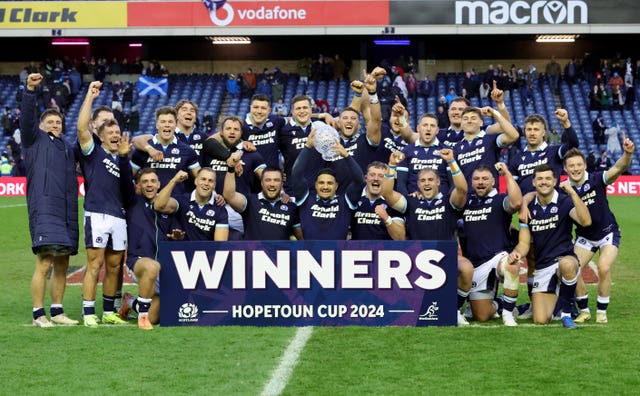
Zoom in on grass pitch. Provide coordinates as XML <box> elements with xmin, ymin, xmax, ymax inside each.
<box><xmin>1</xmin><ymin>196</ymin><xmax>639</xmax><ymax>395</ymax></box>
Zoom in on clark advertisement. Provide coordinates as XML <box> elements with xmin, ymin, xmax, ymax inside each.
<box><xmin>159</xmin><ymin>240</ymin><xmax>458</xmax><ymax>327</ymax></box>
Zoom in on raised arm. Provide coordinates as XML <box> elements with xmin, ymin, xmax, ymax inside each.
<box><xmin>390</xmin><ymin>97</ymin><xmax>418</xmax><ymax>144</ymax></box>
<box><xmin>381</xmin><ymin>151</ymin><xmax>407</xmax><ymax>212</ymax></box>
<box><xmin>223</xmin><ymin>151</ymin><xmax>248</xmax><ymax>212</ymax></box>
<box><xmin>131</xmin><ymin>133</ymin><xmax>164</xmax><ymax>161</ymax></box>
<box><xmin>489</xmin><ymin>80</ymin><xmax>512</xmax><ymax>125</ymax></box>
<box><xmin>441</xmin><ymin>148</ymin><xmax>467</xmax><ymax>208</ymax></box>
<box><xmin>118</xmin><ymin>133</ymin><xmax>137</xmax><ymax>208</ymax></box>
<box><xmin>482</xmin><ymin>106</ymin><xmax>519</xmax><ymax>147</ymax></box>
<box><xmin>496</xmin><ymin>162</ymin><xmax>522</xmax><ymax>213</ymax></box>
<box><xmin>374</xmin><ymin>204</ymin><xmax>406</xmax><ymax>240</ymax></box>
<box><xmin>77</xmin><ymin>81</ymin><xmax>102</xmax><ymax>151</ymax></box>
<box><xmin>19</xmin><ymin>73</ymin><xmax>44</xmax><ymax>147</ymax></box>
<box><xmin>154</xmin><ymin>170</ymin><xmax>187</xmax><ymax>213</ymax></box>
<box><xmin>560</xmin><ymin>180</ymin><xmax>592</xmax><ymax>227</ymax></box>
<box><xmin>555</xmin><ymin>109</ymin><xmax>579</xmax><ymax>150</ymax></box>
<box><xmin>363</xmin><ymin>70</ymin><xmax>382</xmax><ymax>145</ymax></box>
<box><xmin>605</xmin><ymin>133</ymin><xmax>635</xmax><ymax>183</ymax></box>
<box><xmin>292</xmin><ymin>131</ymin><xmax>316</xmax><ymax>202</ymax></box>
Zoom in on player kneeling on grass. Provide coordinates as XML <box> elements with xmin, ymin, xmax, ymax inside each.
<box><xmin>563</xmin><ymin>135</ymin><xmax>635</xmax><ymax>324</ymax></box>
<box><xmin>462</xmin><ymin>163</ymin><xmax>522</xmax><ymax>326</ymax></box>
<box><xmin>511</xmin><ymin>164</ymin><xmax>591</xmax><ymax>329</ymax></box>
<box><xmin>117</xmin><ymin>134</ymin><xmax>184</xmax><ymax>330</ymax></box>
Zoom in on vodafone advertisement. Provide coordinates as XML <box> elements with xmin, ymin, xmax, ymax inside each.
<box><xmin>127</xmin><ymin>1</ymin><xmax>389</xmax><ymax>27</ymax></box>
<box><xmin>1</xmin><ymin>176</ymin><xmax>639</xmax><ymax>197</ymax></box>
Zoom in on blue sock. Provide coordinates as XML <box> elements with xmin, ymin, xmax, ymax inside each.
<box><xmin>103</xmin><ymin>294</ymin><xmax>116</xmax><ymax>314</ymax></box>
<box><xmin>33</xmin><ymin>307</ymin><xmax>46</xmax><ymax>320</ymax></box>
<box><xmin>50</xmin><ymin>305</ymin><xmax>63</xmax><ymax>317</ymax></box>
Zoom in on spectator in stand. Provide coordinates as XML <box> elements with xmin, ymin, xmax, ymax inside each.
<box><xmin>586</xmin><ymin>150</ymin><xmax>597</xmax><ymax>173</ymax></box>
<box><xmin>226</xmin><ymin>74</ymin><xmax>240</xmax><ymax>99</ymax></box>
<box><xmin>463</xmin><ymin>70</ymin><xmax>480</xmax><ymax>99</ymax></box>
<box><xmin>405</xmin><ymin>72</ymin><xmax>417</xmax><ymax>100</ymax></box>
<box><xmin>608</xmin><ymin>72</ymin><xmax>624</xmax><ymax>93</ymax></box>
<box><xmin>604</xmin><ymin>123</ymin><xmax>622</xmax><ymax>157</ymax></box>
<box><xmin>244</xmin><ymin>67</ymin><xmax>257</xmax><ymax>95</ymax></box>
<box><xmin>332</xmin><ymin>54</ymin><xmax>346</xmax><ymax>81</ymax></box>
<box><xmin>272</xmin><ymin>98</ymin><xmax>289</xmax><ymax>116</ymax></box>
<box><xmin>314</xmin><ymin>97</ymin><xmax>330</xmax><ymax>113</ymax></box>
<box><xmin>445</xmin><ymin>87</ymin><xmax>457</xmax><ymax>106</ymax></box>
<box><xmin>589</xmin><ymin>84</ymin><xmax>602</xmax><ymax>111</ymax></box>
<box><xmin>564</xmin><ymin>58</ymin><xmax>577</xmax><ymax>85</ymax></box>
<box><xmin>202</xmin><ymin>111</ymin><xmax>214</xmax><ymax>134</ymax></box>
<box><xmin>418</xmin><ymin>73</ymin><xmax>433</xmax><ymax>98</ymax></box>
<box><xmin>624</xmin><ymin>70</ymin><xmax>636</xmax><ymax>110</ymax></box>
<box><xmin>0</xmin><ymin>153</ymin><xmax>12</xmax><ymax>176</ymax></box>
<box><xmin>599</xmin><ymin>83</ymin><xmax>611</xmax><ymax>110</ymax></box>
<box><xmin>122</xmin><ymin>82</ymin><xmax>134</xmax><ymax>112</ymax></box>
<box><xmin>271</xmin><ymin>78</ymin><xmax>284</xmax><ymax>103</ymax></box>
<box><xmin>436</xmin><ymin>105</ymin><xmax>449</xmax><ymax>129</ymax></box>
<box><xmin>592</xmin><ymin>113</ymin><xmax>607</xmax><ymax>146</ymax></box>
<box><xmin>545</xmin><ymin>55</ymin><xmax>562</xmax><ymax>93</ymax></box>
<box><xmin>126</xmin><ymin>105</ymin><xmax>140</xmax><ymax>134</ymax></box>
<box><xmin>255</xmin><ymin>78</ymin><xmax>272</xmax><ymax>101</ymax></box>
<box><xmin>297</xmin><ymin>56</ymin><xmax>312</xmax><ymax>86</ymax></box>
<box><xmin>611</xmin><ymin>84</ymin><xmax>625</xmax><ymax>112</ymax></box>
<box><xmin>597</xmin><ymin>151</ymin><xmax>612</xmax><ymax>171</ymax></box>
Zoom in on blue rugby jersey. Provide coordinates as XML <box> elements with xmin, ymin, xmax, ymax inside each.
<box><xmin>278</xmin><ymin>119</ymin><xmax>325</xmax><ymax>195</ymax></box>
<box><xmin>462</xmin><ymin>189</ymin><xmax>514</xmax><ymax>266</ymax></box>
<box><xmin>522</xmin><ymin>190</ymin><xmax>576</xmax><ymax>269</ymax></box>
<box><xmin>240</xmin><ymin>193</ymin><xmax>300</xmax><ymax>240</ymax></box>
<box><xmin>78</xmin><ymin>133</ymin><xmax>125</xmax><ymax>219</ymax></box>
<box><xmin>571</xmin><ymin>171</ymin><xmax>620</xmax><ymax>241</ymax></box>
<box><xmin>130</xmin><ymin>135</ymin><xmax>200</xmax><ymax>197</ymax></box>
<box><xmin>397</xmin><ymin>139</ymin><xmax>450</xmax><ymax>196</ymax></box>
<box><xmin>454</xmin><ymin>131</ymin><xmax>505</xmax><ymax>188</ymax></box>
<box><xmin>403</xmin><ymin>192</ymin><xmax>461</xmax><ymax>241</ymax></box>
<box><xmin>509</xmin><ymin>128</ymin><xmax>578</xmax><ymax>194</ymax></box>
<box><xmin>350</xmin><ymin>193</ymin><xmax>404</xmax><ymax>240</ymax></box>
<box><xmin>175</xmin><ymin>190</ymin><xmax>229</xmax><ymax>241</ymax></box>
<box><xmin>242</xmin><ymin>114</ymin><xmax>285</xmax><ymax>169</ymax></box>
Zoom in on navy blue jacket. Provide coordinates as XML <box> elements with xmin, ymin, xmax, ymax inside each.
<box><xmin>20</xmin><ymin>90</ymin><xmax>78</xmax><ymax>254</ymax></box>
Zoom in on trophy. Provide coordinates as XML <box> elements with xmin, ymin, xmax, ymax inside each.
<box><xmin>312</xmin><ymin>121</ymin><xmax>340</xmax><ymax>161</ymax></box>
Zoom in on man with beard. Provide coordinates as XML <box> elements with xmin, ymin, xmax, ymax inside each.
<box><xmin>396</xmin><ymin>113</ymin><xmax>450</xmax><ymax>196</ymax></box>
<box><xmin>462</xmin><ymin>163</ymin><xmax>522</xmax><ymax>326</ymax></box>
<box><xmin>201</xmin><ymin>115</ymin><xmax>266</xmax><ymax>239</ymax></box>
<box><xmin>510</xmin><ymin>164</ymin><xmax>591</xmax><ymax>328</ymax></box>
<box><xmin>381</xmin><ymin>149</ymin><xmax>474</xmax><ymax>326</ymax></box>
<box><xmin>223</xmin><ymin>161</ymin><xmax>301</xmax><ymax>241</ymax></box>
<box><xmin>292</xmin><ymin>130</ymin><xmax>365</xmax><ymax>240</ymax></box>
<box><xmin>154</xmin><ymin>168</ymin><xmax>229</xmax><ymax>242</ymax></box>
<box><xmin>350</xmin><ymin>161</ymin><xmax>405</xmax><ymax>241</ymax></box>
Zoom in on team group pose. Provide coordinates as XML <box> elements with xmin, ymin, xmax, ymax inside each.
<box><xmin>20</xmin><ymin>64</ymin><xmax>634</xmax><ymax>329</ymax></box>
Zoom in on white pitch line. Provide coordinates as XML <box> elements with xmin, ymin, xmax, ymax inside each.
<box><xmin>0</xmin><ymin>203</ymin><xmax>27</xmax><ymax>208</ymax></box>
<box><xmin>261</xmin><ymin>326</ymin><xmax>313</xmax><ymax>396</ymax></box>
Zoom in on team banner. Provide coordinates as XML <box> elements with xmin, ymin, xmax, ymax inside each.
<box><xmin>159</xmin><ymin>240</ymin><xmax>458</xmax><ymax>327</ymax></box>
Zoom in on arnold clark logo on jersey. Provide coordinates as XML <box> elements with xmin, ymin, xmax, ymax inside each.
<box><xmin>455</xmin><ymin>0</ymin><xmax>588</xmax><ymax>24</ymax></box>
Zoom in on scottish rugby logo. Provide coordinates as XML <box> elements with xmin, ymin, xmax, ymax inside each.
<box><xmin>178</xmin><ymin>302</ymin><xmax>199</xmax><ymax>322</ymax></box>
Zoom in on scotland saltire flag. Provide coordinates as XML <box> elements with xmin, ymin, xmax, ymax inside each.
<box><xmin>138</xmin><ymin>76</ymin><xmax>168</xmax><ymax>96</ymax></box>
